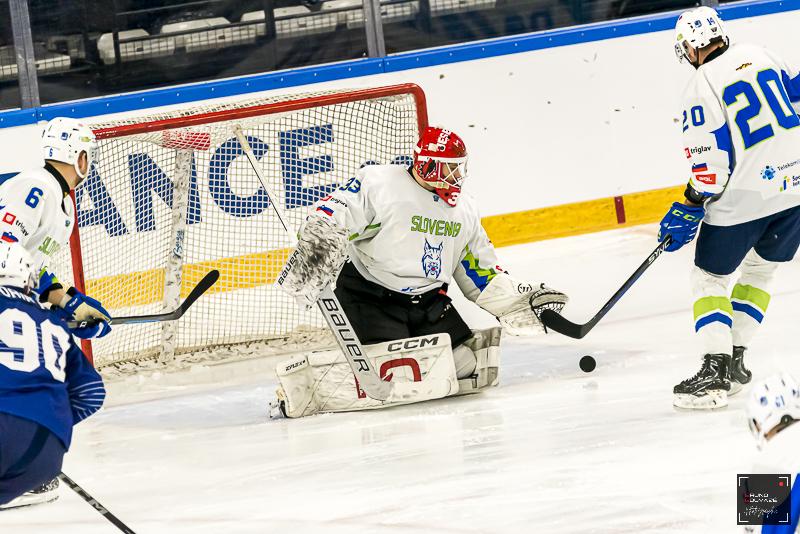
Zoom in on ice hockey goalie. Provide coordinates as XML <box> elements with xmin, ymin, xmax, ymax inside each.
<box><xmin>272</xmin><ymin>126</ymin><xmax>568</xmax><ymax>418</ymax></box>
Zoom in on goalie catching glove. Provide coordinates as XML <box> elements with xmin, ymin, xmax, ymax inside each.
<box><xmin>277</xmin><ymin>215</ymin><xmax>349</xmax><ymax>309</ymax></box>
<box><xmin>475</xmin><ymin>274</ymin><xmax>568</xmax><ymax>335</ymax></box>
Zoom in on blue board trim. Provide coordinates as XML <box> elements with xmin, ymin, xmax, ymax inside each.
<box><xmin>0</xmin><ymin>0</ymin><xmax>795</xmax><ymax>129</ymax></box>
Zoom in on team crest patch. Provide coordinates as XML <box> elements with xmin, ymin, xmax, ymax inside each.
<box><xmin>421</xmin><ymin>239</ymin><xmax>443</xmax><ymax>278</ymax></box>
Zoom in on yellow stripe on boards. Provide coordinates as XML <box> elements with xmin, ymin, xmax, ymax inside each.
<box><xmin>482</xmin><ymin>196</ymin><xmax>619</xmax><ymax>248</ymax></box>
<box><xmin>483</xmin><ymin>184</ymin><xmax>683</xmax><ymax>247</ymax></box>
<box><xmin>83</xmin><ymin>184</ymin><xmax>684</xmax><ymax>309</ymax></box>
<box><xmin>623</xmin><ymin>186</ymin><xmax>684</xmax><ymax>226</ymax></box>
<box><xmin>85</xmin><ymin>247</ymin><xmax>292</xmax><ymax>309</ymax></box>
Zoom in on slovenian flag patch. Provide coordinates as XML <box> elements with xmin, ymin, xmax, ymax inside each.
<box><xmin>692</xmin><ymin>163</ymin><xmax>709</xmax><ymax>173</ymax></box>
<box><xmin>316</xmin><ymin>206</ymin><xmax>334</xmax><ymax>216</ymax></box>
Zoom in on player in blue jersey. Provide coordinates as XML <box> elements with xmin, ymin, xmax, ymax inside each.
<box><xmin>0</xmin><ymin>242</ymin><xmax>106</xmax><ymax>508</ymax></box>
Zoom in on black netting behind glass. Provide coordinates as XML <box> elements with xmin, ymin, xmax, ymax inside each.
<box><xmin>0</xmin><ymin>0</ymin><xmax>21</xmax><ymax>110</ymax></box>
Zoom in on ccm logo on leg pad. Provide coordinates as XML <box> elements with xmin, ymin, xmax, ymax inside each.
<box><xmin>387</xmin><ymin>336</ymin><xmax>440</xmax><ymax>352</ymax></box>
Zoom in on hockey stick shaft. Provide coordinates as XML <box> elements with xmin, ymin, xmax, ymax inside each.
<box><xmin>67</xmin><ymin>269</ymin><xmax>219</xmax><ymax>329</ymax></box>
<box><xmin>539</xmin><ymin>236</ymin><xmax>672</xmax><ymax>339</ymax></box>
<box><xmin>58</xmin><ymin>473</ymin><xmax>137</xmax><ymax>534</ymax></box>
<box><xmin>233</xmin><ymin>127</ymin><xmax>391</xmax><ymax>401</ymax></box>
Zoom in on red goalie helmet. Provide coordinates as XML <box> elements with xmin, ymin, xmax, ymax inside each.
<box><xmin>413</xmin><ymin>127</ymin><xmax>468</xmax><ymax>206</ymax></box>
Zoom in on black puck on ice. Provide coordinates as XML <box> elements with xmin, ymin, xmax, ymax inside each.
<box><xmin>579</xmin><ymin>355</ymin><xmax>596</xmax><ymax>373</ymax></box>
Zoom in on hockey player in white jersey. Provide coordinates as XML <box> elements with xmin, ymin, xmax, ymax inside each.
<box><xmin>657</xmin><ymin>7</ymin><xmax>800</xmax><ymax>409</ymax></box>
<box><xmin>0</xmin><ymin>117</ymin><xmax>110</xmax><ymax>339</ymax></box>
<box><xmin>746</xmin><ymin>374</ymin><xmax>800</xmax><ymax>532</ymax></box>
<box><xmin>272</xmin><ymin>126</ymin><xmax>568</xmax><ymax>417</ymax></box>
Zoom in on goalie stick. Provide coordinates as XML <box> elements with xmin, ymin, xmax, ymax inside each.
<box><xmin>58</xmin><ymin>473</ymin><xmax>137</xmax><ymax>534</ymax></box>
<box><xmin>233</xmin><ymin>127</ymin><xmax>392</xmax><ymax>401</ymax></box>
<box><xmin>539</xmin><ymin>236</ymin><xmax>672</xmax><ymax>339</ymax></box>
<box><xmin>67</xmin><ymin>269</ymin><xmax>219</xmax><ymax>329</ymax></box>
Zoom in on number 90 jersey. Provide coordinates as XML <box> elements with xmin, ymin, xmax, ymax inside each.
<box><xmin>0</xmin><ymin>287</ymin><xmax>104</xmax><ymax>449</ymax></box>
<box><xmin>682</xmin><ymin>43</ymin><xmax>800</xmax><ymax>226</ymax></box>
<box><xmin>0</xmin><ymin>165</ymin><xmax>74</xmax><ymax>277</ymax></box>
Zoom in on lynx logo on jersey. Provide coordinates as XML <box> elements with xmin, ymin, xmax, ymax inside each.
<box><xmin>421</xmin><ymin>239</ymin><xmax>443</xmax><ymax>278</ymax></box>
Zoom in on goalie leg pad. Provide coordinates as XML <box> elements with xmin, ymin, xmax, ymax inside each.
<box><xmin>453</xmin><ymin>327</ymin><xmax>502</xmax><ymax>396</ymax></box>
<box><xmin>273</xmin><ymin>333</ymin><xmax>458</xmax><ymax>418</ymax></box>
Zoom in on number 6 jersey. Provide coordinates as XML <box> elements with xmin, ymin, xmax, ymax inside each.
<box><xmin>0</xmin><ymin>163</ymin><xmax>74</xmax><ymax>279</ymax></box>
<box><xmin>682</xmin><ymin>43</ymin><xmax>800</xmax><ymax>226</ymax></box>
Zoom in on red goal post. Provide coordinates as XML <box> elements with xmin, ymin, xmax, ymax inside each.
<box><xmin>60</xmin><ymin>83</ymin><xmax>429</xmax><ymax>370</ymax></box>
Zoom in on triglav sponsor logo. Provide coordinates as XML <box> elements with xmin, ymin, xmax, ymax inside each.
<box><xmin>685</xmin><ymin>145</ymin><xmax>712</xmax><ymax>159</ymax></box>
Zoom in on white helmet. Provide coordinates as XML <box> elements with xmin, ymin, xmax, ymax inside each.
<box><xmin>41</xmin><ymin>117</ymin><xmax>98</xmax><ymax>183</ymax></box>
<box><xmin>674</xmin><ymin>6</ymin><xmax>729</xmax><ymax>65</ymax></box>
<box><xmin>746</xmin><ymin>373</ymin><xmax>800</xmax><ymax>447</ymax></box>
<box><xmin>0</xmin><ymin>241</ymin><xmax>37</xmax><ymax>293</ymax></box>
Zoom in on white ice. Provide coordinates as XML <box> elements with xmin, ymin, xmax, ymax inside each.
<box><xmin>5</xmin><ymin>226</ymin><xmax>800</xmax><ymax>534</ymax></box>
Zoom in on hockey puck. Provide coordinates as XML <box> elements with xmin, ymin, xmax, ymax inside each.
<box><xmin>579</xmin><ymin>355</ymin><xmax>596</xmax><ymax>373</ymax></box>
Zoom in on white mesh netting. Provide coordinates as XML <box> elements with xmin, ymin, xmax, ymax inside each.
<box><xmin>52</xmin><ymin>85</ymin><xmax>425</xmax><ymax>372</ymax></box>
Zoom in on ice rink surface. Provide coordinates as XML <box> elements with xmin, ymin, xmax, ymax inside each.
<box><xmin>5</xmin><ymin>226</ymin><xmax>800</xmax><ymax>534</ymax></box>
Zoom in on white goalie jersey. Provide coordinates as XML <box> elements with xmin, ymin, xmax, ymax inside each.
<box><xmin>310</xmin><ymin>164</ymin><xmax>504</xmax><ymax>301</ymax></box>
<box><xmin>0</xmin><ymin>165</ymin><xmax>74</xmax><ymax>279</ymax></box>
<box><xmin>682</xmin><ymin>43</ymin><xmax>800</xmax><ymax>226</ymax></box>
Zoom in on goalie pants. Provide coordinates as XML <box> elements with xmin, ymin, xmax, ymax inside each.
<box><xmin>691</xmin><ymin>204</ymin><xmax>800</xmax><ymax>355</ymax></box>
<box><xmin>334</xmin><ymin>261</ymin><xmax>472</xmax><ymax>348</ymax></box>
<box><xmin>0</xmin><ymin>413</ymin><xmax>65</xmax><ymax>505</ymax></box>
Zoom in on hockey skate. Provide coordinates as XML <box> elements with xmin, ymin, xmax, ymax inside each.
<box><xmin>0</xmin><ymin>478</ymin><xmax>59</xmax><ymax>510</ymax></box>
<box><xmin>673</xmin><ymin>354</ymin><xmax>730</xmax><ymax>409</ymax></box>
<box><xmin>728</xmin><ymin>346</ymin><xmax>752</xmax><ymax>396</ymax></box>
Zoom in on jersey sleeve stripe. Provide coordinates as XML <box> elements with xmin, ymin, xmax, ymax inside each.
<box><xmin>460</xmin><ymin>245</ymin><xmax>498</xmax><ymax>292</ymax></box>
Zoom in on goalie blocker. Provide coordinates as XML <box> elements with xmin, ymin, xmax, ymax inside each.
<box><xmin>270</xmin><ymin>328</ymin><xmax>501</xmax><ymax>418</ymax></box>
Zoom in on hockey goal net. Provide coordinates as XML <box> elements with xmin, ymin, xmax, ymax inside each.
<box><xmin>54</xmin><ymin>84</ymin><xmax>428</xmax><ymax>372</ymax></box>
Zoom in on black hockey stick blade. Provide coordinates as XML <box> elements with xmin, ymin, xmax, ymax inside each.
<box><xmin>58</xmin><ymin>473</ymin><xmax>137</xmax><ymax>533</ymax></box>
<box><xmin>540</xmin><ymin>236</ymin><xmax>672</xmax><ymax>339</ymax></box>
<box><xmin>67</xmin><ymin>269</ymin><xmax>219</xmax><ymax>329</ymax></box>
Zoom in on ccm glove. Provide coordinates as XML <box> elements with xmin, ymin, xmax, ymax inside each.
<box><xmin>50</xmin><ymin>306</ymin><xmax>111</xmax><ymax>339</ymax></box>
<box><xmin>658</xmin><ymin>202</ymin><xmax>705</xmax><ymax>252</ymax></box>
<box><xmin>59</xmin><ymin>287</ymin><xmax>112</xmax><ymax>323</ymax></box>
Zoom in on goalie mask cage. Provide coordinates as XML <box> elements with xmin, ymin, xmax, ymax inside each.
<box><xmin>57</xmin><ymin>84</ymin><xmax>428</xmax><ymax>370</ymax></box>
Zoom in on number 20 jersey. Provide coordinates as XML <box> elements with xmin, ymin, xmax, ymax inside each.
<box><xmin>682</xmin><ymin>43</ymin><xmax>800</xmax><ymax>226</ymax></box>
